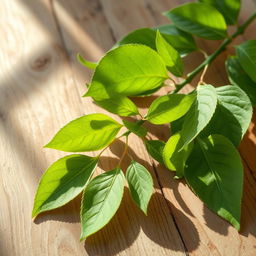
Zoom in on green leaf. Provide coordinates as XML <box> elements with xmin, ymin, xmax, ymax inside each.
<box><xmin>145</xmin><ymin>140</ymin><xmax>165</xmax><ymax>164</ymax></box>
<box><xmin>94</xmin><ymin>96</ymin><xmax>139</xmax><ymax>117</ymax></box>
<box><xmin>179</xmin><ymin>84</ymin><xmax>217</xmax><ymax>150</ymax></box>
<box><xmin>126</xmin><ymin>161</ymin><xmax>154</xmax><ymax>214</ymax></box>
<box><xmin>123</xmin><ymin>120</ymin><xmax>147</xmax><ymax>137</ymax></box>
<box><xmin>84</xmin><ymin>45</ymin><xmax>168</xmax><ymax>100</ymax></box>
<box><xmin>236</xmin><ymin>40</ymin><xmax>256</xmax><ymax>82</ymax></box>
<box><xmin>156</xmin><ymin>30</ymin><xmax>183</xmax><ymax>77</ymax></box>
<box><xmin>171</xmin><ymin>115</ymin><xmax>186</xmax><ymax>134</ymax></box>
<box><xmin>45</xmin><ymin>114</ymin><xmax>122</xmax><ymax>152</ymax></box>
<box><xmin>80</xmin><ymin>168</ymin><xmax>125</xmax><ymax>240</ymax></box>
<box><xmin>115</xmin><ymin>26</ymin><xmax>197</xmax><ymax>56</ymax></box>
<box><xmin>77</xmin><ymin>53</ymin><xmax>97</xmax><ymax>69</ymax></box>
<box><xmin>226</xmin><ymin>56</ymin><xmax>256</xmax><ymax>106</ymax></box>
<box><xmin>184</xmin><ymin>135</ymin><xmax>243</xmax><ymax>230</ymax></box>
<box><xmin>154</xmin><ymin>25</ymin><xmax>197</xmax><ymax>56</ymax></box>
<box><xmin>199</xmin><ymin>0</ymin><xmax>241</xmax><ymax>25</ymax></box>
<box><xmin>164</xmin><ymin>2</ymin><xmax>227</xmax><ymax>40</ymax></box>
<box><xmin>201</xmin><ymin>85</ymin><xmax>252</xmax><ymax>146</ymax></box>
<box><xmin>146</xmin><ymin>93</ymin><xmax>195</xmax><ymax>125</ymax></box>
<box><xmin>163</xmin><ymin>132</ymin><xmax>193</xmax><ymax>178</ymax></box>
<box><xmin>32</xmin><ymin>154</ymin><xmax>98</xmax><ymax>217</ymax></box>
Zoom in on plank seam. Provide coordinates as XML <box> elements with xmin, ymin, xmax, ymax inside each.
<box><xmin>151</xmin><ymin>162</ymin><xmax>189</xmax><ymax>255</ymax></box>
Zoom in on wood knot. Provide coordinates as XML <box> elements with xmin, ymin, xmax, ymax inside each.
<box><xmin>31</xmin><ymin>54</ymin><xmax>52</xmax><ymax>71</ymax></box>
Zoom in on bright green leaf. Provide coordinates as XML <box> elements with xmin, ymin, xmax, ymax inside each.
<box><xmin>77</xmin><ymin>53</ymin><xmax>97</xmax><ymax>69</ymax></box>
<box><xmin>145</xmin><ymin>140</ymin><xmax>165</xmax><ymax>164</ymax></box>
<box><xmin>201</xmin><ymin>85</ymin><xmax>252</xmax><ymax>146</ymax></box>
<box><xmin>80</xmin><ymin>168</ymin><xmax>125</xmax><ymax>240</ymax></box>
<box><xmin>94</xmin><ymin>96</ymin><xmax>139</xmax><ymax>117</ymax></box>
<box><xmin>163</xmin><ymin>132</ymin><xmax>193</xmax><ymax>178</ymax></box>
<box><xmin>146</xmin><ymin>93</ymin><xmax>195</xmax><ymax>125</ymax></box>
<box><xmin>32</xmin><ymin>154</ymin><xmax>98</xmax><ymax>217</ymax></box>
<box><xmin>184</xmin><ymin>135</ymin><xmax>243</xmax><ymax>230</ymax></box>
<box><xmin>45</xmin><ymin>114</ymin><xmax>122</xmax><ymax>152</ymax></box>
<box><xmin>226</xmin><ymin>56</ymin><xmax>256</xmax><ymax>106</ymax></box>
<box><xmin>156</xmin><ymin>30</ymin><xmax>183</xmax><ymax>76</ymax></box>
<box><xmin>199</xmin><ymin>0</ymin><xmax>241</xmax><ymax>25</ymax></box>
<box><xmin>126</xmin><ymin>161</ymin><xmax>154</xmax><ymax>214</ymax></box>
<box><xmin>84</xmin><ymin>45</ymin><xmax>168</xmax><ymax>100</ymax></box>
<box><xmin>164</xmin><ymin>2</ymin><xmax>227</xmax><ymax>40</ymax></box>
<box><xmin>236</xmin><ymin>40</ymin><xmax>256</xmax><ymax>82</ymax></box>
<box><xmin>179</xmin><ymin>84</ymin><xmax>217</xmax><ymax>150</ymax></box>
<box><xmin>123</xmin><ymin>120</ymin><xmax>147</xmax><ymax>137</ymax></box>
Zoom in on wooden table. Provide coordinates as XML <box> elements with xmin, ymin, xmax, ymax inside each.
<box><xmin>1</xmin><ymin>0</ymin><xmax>256</xmax><ymax>255</ymax></box>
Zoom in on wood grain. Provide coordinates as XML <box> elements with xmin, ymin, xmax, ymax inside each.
<box><xmin>0</xmin><ymin>0</ymin><xmax>256</xmax><ymax>255</ymax></box>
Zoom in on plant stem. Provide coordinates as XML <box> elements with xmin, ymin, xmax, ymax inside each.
<box><xmin>173</xmin><ymin>12</ymin><xmax>256</xmax><ymax>93</ymax></box>
<box><xmin>118</xmin><ymin>135</ymin><xmax>129</xmax><ymax>166</ymax></box>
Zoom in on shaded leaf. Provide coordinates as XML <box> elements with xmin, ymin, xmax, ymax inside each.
<box><xmin>80</xmin><ymin>168</ymin><xmax>125</xmax><ymax>240</ymax></box>
<box><xmin>145</xmin><ymin>140</ymin><xmax>165</xmax><ymax>164</ymax></box>
<box><xmin>123</xmin><ymin>120</ymin><xmax>147</xmax><ymax>137</ymax></box>
<box><xmin>45</xmin><ymin>114</ymin><xmax>122</xmax><ymax>152</ymax></box>
<box><xmin>164</xmin><ymin>2</ymin><xmax>227</xmax><ymax>40</ymax></box>
<box><xmin>185</xmin><ymin>135</ymin><xmax>243</xmax><ymax>230</ymax></box>
<box><xmin>126</xmin><ymin>161</ymin><xmax>153</xmax><ymax>214</ymax></box>
<box><xmin>32</xmin><ymin>155</ymin><xmax>98</xmax><ymax>217</ymax></box>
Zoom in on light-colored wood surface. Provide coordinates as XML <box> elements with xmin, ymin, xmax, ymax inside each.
<box><xmin>0</xmin><ymin>0</ymin><xmax>256</xmax><ymax>255</ymax></box>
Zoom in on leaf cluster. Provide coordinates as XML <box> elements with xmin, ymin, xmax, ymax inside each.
<box><xmin>33</xmin><ymin>0</ymin><xmax>256</xmax><ymax>240</ymax></box>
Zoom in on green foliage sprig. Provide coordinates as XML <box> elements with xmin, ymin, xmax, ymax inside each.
<box><xmin>33</xmin><ymin>0</ymin><xmax>256</xmax><ymax>240</ymax></box>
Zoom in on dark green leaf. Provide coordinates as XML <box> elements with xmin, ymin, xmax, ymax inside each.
<box><xmin>236</xmin><ymin>40</ymin><xmax>256</xmax><ymax>82</ymax></box>
<box><xmin>126</xmin><ymin>161</ymin><xmax>154</xmax><ymax>214</ymax></box>
<box><xmin>123</xmin><ymin>120</ymin><xmax>147</xmax><ymax>137</ymax></box>
<box><xmin>146</xmin><ymin>93</ymin><xmax>195</xmax><ymax>125</ymax></box>
<box><xmin>164</xmin><ymin>2</ymin><xmax>227</xmax><ymax>40</ymax></box>
<box><xmin>226</xmin><ymin>56</ymin><xmax>256</xmax><ymax>106</ymax></box>
<box><xmin>185</xmin><ymin>135</ymin><xmax>243</xmax><ymax>230</ymax></box>
<box><xmin>94</xmin><ymin>96</ymin><xmax>139</xmax><ymax>116</ymax></box>
<box><xmin>163</xmin><ymin>132</ymin><xmax>193</xmax><ymax>178</ymax></box>
<box><xmin>156</xmin><ymin>30</ymin><xmax>183</xmax><ymax>76</ymax></box>
<box><xmin>32</xmin><ymin>155</ymin><xmax>98</xmax><ymax>217</ymax></box>
<box><xmin>199</xmin><ymin>0</ymin><xmax>241</xmax><ymax>25</ymax></box>
<box><xmin>145</xmin><ymin>140</ymin><xmax>165</xmax><ymax>164</ymax></box>
<box><xmin>80</xmin><ymin>168</ymin><xmax>125</xmax><ymax>240</ymax></box>
<box><xmin>84</xmin><ymin>45</ymin><xmax>168</xmax><ymax>100</ymax></box>
<box><xmin>45</xmin><ymin>114</ymin><xmax>122</xmax><ymax>152</ymax></box>
<box><xmin>201</xmin><ymin>85</ymin><xmax>252</xmax><ymax>146</ymax></box>
<box><xmin>77</xmin><ymin>53</ymin><xmax>97</xmax><ymax>69</ymax></box>
<box><xmin>179</xmin><ymin>84</ymin><xmax>217</xmax><ymax>150</ymax></box>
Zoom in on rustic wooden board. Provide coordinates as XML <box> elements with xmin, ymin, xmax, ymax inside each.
<box><xmin>0</xmin><ymin>0</ymin><xmax>256</xmax><ymax>255</ymax></box>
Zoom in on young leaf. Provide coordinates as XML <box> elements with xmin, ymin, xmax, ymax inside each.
<box><xmin>226</xmin><ymin>56</ymin><xmax>256</xmax><ymax>106</ymax></box>
<box><xmin>77</xmin><ymin>53</ymin><xmax>97</xmax><ymax>69</ymax></box>
<box><xmin>94</xmin><ymin>96</ymin><xmax>139</xmax><ymax>117</ymax></box>
<box><xmin>184</xmin><ymin>135</ymin><xmax>243</xmax><ymax>230</ymax></box>
<box><xmin>145</xmin><ymin>140</ymin><xmax>165</xmax><ymax>164</ymax></box>
<box><xmin>84</xmin><ymin>45</ymin><xmax>168</xmax><ymax>100</ymax></box>
<box><xmin>146</xmin><ymin>93</ymin><xmax>195</xmax><ymax>125</ymax></box>
<box><xmin>126</xmin><ymin>161</ymin><xmax>154</xmax><ymax>214</ymax></box>
<box><xmin>201</xmin><ymin>85</ymin><xmax>252</xmax><ymax>146</ymax></box>
<box><xmin>236</xmin><ymin>40</ymin><xmax>256</xmax><ymax>82</ymax></box>
<box><xmin>32</xmin><ymin>155</ymin><xmax>98</xmax><ymax>217</ymax></box>
<box><xmin>45</xmin><ymin>114</ymin><xmax>122</xmax><ymax>152</ymax></box>
<box><xmin>162</xmin><ymin>132</ymin><xmax>193</xmax><ymax>178</ymax></box>
<box><xmin>199</xmin><ymin>0</ymin><xmax>241</xmax><ymax>25</ymax></box>
<box><xmin>164</xmin><ymin>2</ymin><xmax>227</xmax><ymax>40</ymax></box>
<box><xmin>179</xmin><ymin>84</ymin><xmax>217</xmax><ymax>150</ymax></box>
<box><xmin>154</xmin><ymin>25</ymin><xmax>197</xmax><ymax>55</ymax></box>
<box><xmin>156</xmin><ymin>30</ymin><xmax>183</xmax><ymax>77</ymax></box>
<box><xmin>123</xmin><ymin>120</ymin><xmax>147</xmax><ymax>137</ymax></box>
<box><xmin>80</xmin><ymin>168</ymin><xmax>125</xmax><ymax>240</ymax></box>
<box><xmin>115</xmin><ymin>26</ymin><xmax>197</xmax><ymax>56</ymax></box>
